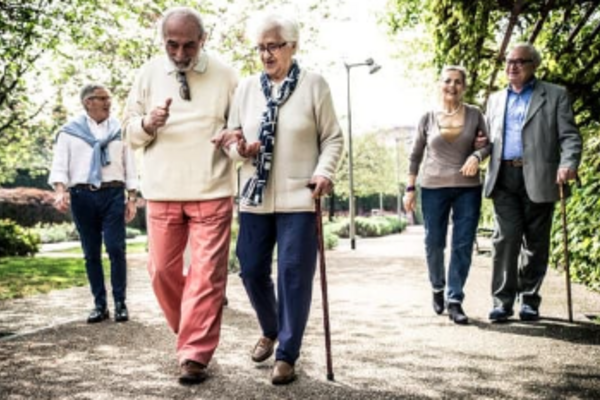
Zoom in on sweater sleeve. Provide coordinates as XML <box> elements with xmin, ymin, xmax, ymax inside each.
<box><xmin>122</xmin><ymin>63</ymin><xmax>156</xmax><ymax>151</ymax></box>
<box><xmin>313</xmin><ymin>76</ymin><xmax>344</xmax><ymax>181</ymax></box>
<box><xmin>408</xmin><ymin>112</ymin><xmax>430</xmax><ymax>176</ymax></box>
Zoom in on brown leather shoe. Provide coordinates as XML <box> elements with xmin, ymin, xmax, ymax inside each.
<box><xmin>179</xmin><ymin>360</ymin><xmax>207</xmax><ymax>385</ymax></box>
<box><xmin>272</xmin><ymin>360</ymin><xmax>296</xmax><ymax>385</ymax></box>
<box><xmin>251</xmin><ymin>337</ymin><xmax>275</xmax><ymax>362</ymax></box>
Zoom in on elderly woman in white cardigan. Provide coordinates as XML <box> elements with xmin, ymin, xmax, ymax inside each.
<box><xmin>213</xmin><ymin>12</ymin><xmax>343</xmax><ymax>385</ymax></box>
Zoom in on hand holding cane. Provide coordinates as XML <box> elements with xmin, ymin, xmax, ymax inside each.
<box><xmin>559</xmin><ymin>182</ymin><xmax>574</xmax><ymax>323</ymax></box>
<box><xmin>308</xmin><ymin>183</ymin><xmax>334</xmax><ymax>381</ymax></box>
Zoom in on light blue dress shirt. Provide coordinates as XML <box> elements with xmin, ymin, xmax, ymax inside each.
<box><xmin>502</xmin><ymin>79</ymin><xmax>536</xmax><ymax>160</ymax></box>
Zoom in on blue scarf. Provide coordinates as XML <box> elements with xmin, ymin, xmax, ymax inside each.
<box><xmin>60</xmin><ymin>114</ymin><xmax>122</xmax><ymax>189</ymax></box>
<box><xmin>241</xmin><ymin>60</ymin><xmax>301</xmax><ymax>206</ymax></box>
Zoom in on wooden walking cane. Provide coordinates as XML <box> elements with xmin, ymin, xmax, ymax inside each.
<box><xmin>309</xmin><ymin>184</ymin><xmax>334</xmax><ymax>381</ymax></box>
<box><xmin>559</xmin><ymin>182</ymin><xmax>574</xmax><ymax>323</ymax></box>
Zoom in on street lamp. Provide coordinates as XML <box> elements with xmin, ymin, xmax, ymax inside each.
<box><xmin>344</xmin><ymin>57</ymin><xmax>381</xmax><ymax>250</ymax></box>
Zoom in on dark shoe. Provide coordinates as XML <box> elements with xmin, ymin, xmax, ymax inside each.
<box><xmin>87</xmin><ymin>307</ymin><xmax>109</xmax><ymax>324</ymax></box>
<box><xmin>448</xmin><ymin>303</ymin><xmax>469</xmax><ymax>325</ymax></box>
<box><xmin>252</xmin><ymin>337</ymin><xmax>275</xmax><ymax>362</ymax></box>
<box><xmin>433</xmin><ymin>291</ymin><xmax>445</xmax><ymax>315</ymax></box>
<box><xmin>489</xmin><ymin>306</ymin><xmax>514</xmax><ymax>322</ymax></box>
<box><xmin>519</xmin><ymin>304</ymin><xmax>540</xmax><ymax>321</ymax></box>
<box><xmin>179</xmin><ymin>360</ymin><xmax>207</xmax><ymax>385</ymax></box>
<box><xmin>272</xmin><ymin>360</ymin><xmax>296</xmax><ymax>385</ymax></box>
<box><xmin>115</xmin><ymin>302</ymin><xmax>129</xmax><ymax>322</ymax></box>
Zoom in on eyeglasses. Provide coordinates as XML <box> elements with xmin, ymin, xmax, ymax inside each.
<box><xmin>176</xmin><ymin>71</ymin><xmax>191</xmax><ymax>101</ymax></box>
<box><xmin>254</xmin><ymin>42</ymin><xmax>288</xmax><ymax>55</ymax></box>
<box><xmin>87</xmin><ymin>96</ymin><xmax>111</xmax><ymax>102</ymax></box>
<box><xmin>505</xmin><ymin>58</ymin><xmax>534</xmax><ymax>67</ymax></box>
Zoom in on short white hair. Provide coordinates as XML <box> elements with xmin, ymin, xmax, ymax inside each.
<box><xmin>160</xmin><ymin>6</ymin><xmax>205</xmax><ymax>41</ymax></box>
<box><xmin>509</xmin><ymin>42</ymin><xmax>542</xmax><ymax>67</ymax></box>
<box><xmin>249</xmin><ymin>12</ymin><xmax>300</xmax><ymax>52</ymax></box>
<box><xmin>441</xmin><ymin>65</ymin><xmax>468</xmax><ymax>86</ymax></box>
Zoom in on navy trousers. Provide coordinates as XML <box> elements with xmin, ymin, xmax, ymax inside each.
<box><xmin>70</xmin><ymin>187</ymin><xmax>127</xmax><ymax>309</ymax></box>
<box><xmin>236</xmin><ymin>212</ymin><xmax>317</xmax><ymax>365</ymax></box>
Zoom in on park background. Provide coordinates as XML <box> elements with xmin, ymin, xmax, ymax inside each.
<box><xmin>1</xmin><ymin>0</ymin><xmax>599</xmax><ymax>300</ymax></box>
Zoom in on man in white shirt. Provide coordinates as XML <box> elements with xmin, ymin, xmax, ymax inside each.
<box><xmin>49</xmin><ymin>83</ymin><xmax>138</xmax><ymax>324</ymax></box>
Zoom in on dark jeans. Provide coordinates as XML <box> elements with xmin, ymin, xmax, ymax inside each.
<box><xmin>70</xmin><ymin>187</ymin><xmax>127</xmax><ymax>309</ymax></box>
<box><xmin>421</xmin><ymin>186</ymin><xmax>482</xmax><ymax>303</ymax></box>
<box><xmin>490</xmin><ymin>166</ymin><xmax>554</xmax><ymax>310</ymax></box>
<box><xmin>236</xmin><ymin>212</ymin><xmax>317</xmax><ymax>366</ymax></box>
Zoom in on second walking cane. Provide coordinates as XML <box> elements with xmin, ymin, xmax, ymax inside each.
<box><xmin>312</xmin><ymin>188</ymin><xmax>334</xmax><ymax>381</ymax></box>
<box><xmin>559</xmin><ymin>182</ymin><xmax>574</xmax><ymax>323</ymax></box>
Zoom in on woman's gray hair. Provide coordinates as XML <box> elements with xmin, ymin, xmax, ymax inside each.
<box><xmin>80</xmin><ymin>84</ymin><xmax>106</xmax><ymax>107</ymax></box>
<box><xmin>161</xmin><ymin>6</ymin><xmax>205</xmax><ymax>40</ymax></box>
<box><xmin>441</xmin><ymin>65</ymin><xmax>468</xmax><ymax>86</ymax></box>
<box><xmin>250</xmin><ymin>12</ymin><xmax>300</xmax><ymax>52</ymax></box>
<box><xmin>509</xmin><ymin>42</ymin><xmax>542</xmax><ymax>67</ymax></box>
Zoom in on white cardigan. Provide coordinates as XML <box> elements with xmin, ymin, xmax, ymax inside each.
<box><xmin>228</xmin><ymin>69</ymin><xmax>344</xmax><ymax>213</ymax></box>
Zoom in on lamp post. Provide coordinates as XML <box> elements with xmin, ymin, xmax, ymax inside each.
<box><xmin>344</xmin><ymin>58</ymin><xmax>381</xmax><ymax>250</ymax></box>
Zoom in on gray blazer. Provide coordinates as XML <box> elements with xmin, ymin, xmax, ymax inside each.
<box><xmin>483</xmin><ymin>80</ymin><xmax>582</xmax><ymax>203</ymax></box>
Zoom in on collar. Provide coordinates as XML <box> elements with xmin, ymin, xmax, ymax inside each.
<box><xmin>508</xmin><ymin>77</ymin><xmax>536</xmax><ymax>94</ymax></box>
<box><xmin>85</xmin><ymin>114</ymin><xmax>108</xmax><ymax>129</ymax></box>
<box><xmin>164</xmin><ymin>51</ymin><xmax>208</xmax><ymax>75</ymax></box>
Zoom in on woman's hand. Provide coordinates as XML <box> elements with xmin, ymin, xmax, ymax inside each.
<box><xmin>460</xmin><ymin>155</ymin><xmax>480</xmax><ymax>177</ymax></box>
<box><xmin>403</xmin><ymin>191</ymin><xmax>416</xmax><ymax>213</ymax></box>
<box><xmin>237</xmin><ymin>140</ymin><xmax>261</xmax><ymax>158</ymax></box>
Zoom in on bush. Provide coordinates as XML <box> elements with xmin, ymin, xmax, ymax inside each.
<box><xmin>0</xmin><ymin>219</ymin><xmax>41</xmax><ymax>257</ymax></box>
<box><xmin>0</xmin><ymin>188</ymin><xmax>71</xmax><ymax>227</ymax></box>
<box><xmin>326</xmin><ymin>216</ymin><xmax>408</xmax><ymax>238</ymax></box>
<box><xmin>33</xmin><ymin>222</ymin><xmax>79</xmax><ymax>243</ymax></box>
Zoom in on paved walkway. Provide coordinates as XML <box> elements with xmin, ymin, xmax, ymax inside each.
<box><xmin>0</xmin><ymin>226</ymin><xmax>599</xmax><ymax>399</ymax></box>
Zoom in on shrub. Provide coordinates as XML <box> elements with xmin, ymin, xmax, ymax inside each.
<box><xmin>33</xmin><ymin>222</ymin><xmax>79</xmax><ymax>243</ymax></box>
<box><xmin>326</xmin><ymin>216</ymin><xmax>408</xmax><ymax>238</ymax></box>
<box><xmin>0</xmin><ymin>219</ymin><xmax>41</xmax><ymax>257</ymax></box>
<box><xmin>0</xmin><ymin>188</ymin><xmax>71</xmax><ymax>227</ymax></box>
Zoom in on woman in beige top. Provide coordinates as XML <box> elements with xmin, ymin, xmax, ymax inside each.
<box><xmin>404</xmin><ymin>65</ymin><xmax>491</xmax><ymax>325</ymax></box>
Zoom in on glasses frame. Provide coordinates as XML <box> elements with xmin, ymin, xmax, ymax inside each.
<box><xmin>255</xmin><ymin>42</ymin><xmax>288</xmax><ymax>56</ymax></box>
<box><xmin>176</xmin><ymin>71</ymin><xmax>191</xmax><ymax>101</ymax></box>
<box><xmin>505</xmin><ymin>58</ymin><xmax>534</xmax><ymax>67</ymax></box>
<box><xmin>87</xmin><ymin>96</ymin><xmax>111</xmax><ymax>102</ymax></box>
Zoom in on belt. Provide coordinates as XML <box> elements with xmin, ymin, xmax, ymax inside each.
<box><xmin>502</xmin><ymin>159</ymin><xmax>523</xmax><ymax>167</ymax></box>
<box><xmin>72</xmin><ymin>181</ymin><xmax>125</xmax><ymax>191</ymax></box>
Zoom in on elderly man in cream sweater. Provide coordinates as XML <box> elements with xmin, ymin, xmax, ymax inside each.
<box><xmin>123</xmin><ymin>6</ymin><xmax>237</xmax><ymax>385</ymax></box>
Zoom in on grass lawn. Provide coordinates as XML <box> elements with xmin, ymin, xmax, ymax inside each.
<box><xmin>0</xmin><ymin>257</ymin><xmax>88</xmax><ymax>301</ymax></box>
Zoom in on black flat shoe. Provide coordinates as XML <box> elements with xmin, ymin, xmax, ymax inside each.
<box><xmin>115</xmin><ymin>302</ymin><xmax>129</xmax><ymax>322</ymax></box>
<box><xmin>87</xmin><ymin>307</ymin><xmax>109</xmax><ymax>324</ymax></box>
<box><xmin>448</xmin><ymin>303</ymin><xmax>469</xmax><ymax>325</ymax></box>
<box><xmin>433</xmin><ymin>291</ymin><xmax>445</xmax><ymax>315</ymax></box>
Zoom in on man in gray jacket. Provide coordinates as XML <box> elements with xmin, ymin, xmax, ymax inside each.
<box><xmin>484</xmin><ymin>43</ymin><xmax>582</xmax><ymax>322</ymax></box>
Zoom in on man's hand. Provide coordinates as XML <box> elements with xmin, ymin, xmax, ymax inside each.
<box><xmin>125</xmin><ymin>199</ymin><xmax>137</xmax><ymax>223</ymax></box>
<box><xmin>556</xmin><ymin>167</ymin><xmax>578</xmax><ymax>184</ymax></box>
<box><xmin>211</xmin><ymin>128</ymin><xmax>243</xmax><ymax>149</ymax></box>
<box><xmin>473</xmin><ymin>130</ymin><xmax>488</xmax><ymax>150</ymax></box>
<box><xmin>142</xmin><ymin>98</ymin><xmax>172</xmax><ymax>134</ymax></box>
<box><xmin>53</xmin><ymin>184</ymin><xmax>70</xmax><ymax>213</ymax></box>
<box><xmin>307</xmin><ymin>176</ymin><xmax>334</xmax><ymax>199</ymax></box>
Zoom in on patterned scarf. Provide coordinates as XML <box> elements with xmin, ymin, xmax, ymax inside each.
<box><xmin>60</xmin><ymin>114</ymin><xmax>122</xmax><ymax>189</ymax></box>
<box><xmin>240</xmin><ymin>60</ymin><xmax>301</xmax><ymax>206</ymax></box>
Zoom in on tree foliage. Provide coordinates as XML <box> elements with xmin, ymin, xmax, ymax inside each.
<box><xmin>386</xmin><ymin>0</ymin><xmax>600</xmax><ymax>289</ymax></box>
<box><xmin>0</xmin><ymin>0</ymin><xmax>342</xmax><ymax>185</ymax></box>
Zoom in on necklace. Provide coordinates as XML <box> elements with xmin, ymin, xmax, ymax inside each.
<box><xmin>440</xmin><ymin>103</ymin><xmax>463</xmax><ymax>116</ymax></box>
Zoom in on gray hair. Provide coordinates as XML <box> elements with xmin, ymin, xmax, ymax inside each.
<box><xmin>251</xmin><ymin>13</ymin><xmax>300</xmax><ymax>52</ymax></box>
<box><xmin>161</xmin><ymin>6</ymin><xmax>205</xmax><ymax>40</ymax></box>
<box><xmin>80</xmin><ymin>83</ymin><xmax>106</xmax><ymax>107</ymax></box>
<box><xmin>509</xmin><ymin>42</ymin><xmax>542</xmax><ymax>67</ymax></box>
<box><xmin>441</xmin><ymin>65</ymin><xmax>468</xmax><ymax>86</ymax></box>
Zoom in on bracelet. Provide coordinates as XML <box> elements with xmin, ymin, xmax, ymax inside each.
<box><xmin>406</xmin><ymin>185</ymin><xmax>416</xmax><ymax>192</ymax></box>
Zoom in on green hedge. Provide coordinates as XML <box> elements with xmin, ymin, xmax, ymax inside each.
<box><xmin>0</xmin><ymin>219</ymin><xmax>41</xmax><ymax>257</ymax></box>
<box><xmin>326</xmin><ymin>215</ymin><xmax>408</xmax><ymax>238</ymax></box>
